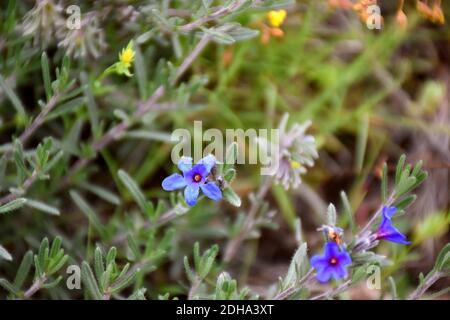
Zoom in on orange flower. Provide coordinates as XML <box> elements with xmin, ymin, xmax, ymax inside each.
<box><xmin>396</xmin><ymin>9</ymin><xmax>408</xmax><ymax>29</ymax></box>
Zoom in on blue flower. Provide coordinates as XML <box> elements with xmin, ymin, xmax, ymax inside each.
<box><xmin>310</xmin><ymin>242</ymin><xmax>352</xmax><ymax>283</ymax></box>
<box><xmin>375</xmin><ymin>206</ymin><xmax>411</xmax><ymax>245</ymax></box>
<box><xmin>162</xmin><ymin>155</ymin><xmax>222</xmax><ymax>207</ymax></box>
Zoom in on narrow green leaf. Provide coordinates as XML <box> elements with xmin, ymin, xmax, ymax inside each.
<box><xmin>222</xmin><ymin>186</ymin><xmax>241</xmax><ymax>207</ymax></box>
<box><xmin>0</xmin><ymin>74</ymin><xmax>26</xmax><ymax>116</ymax></box>
<box><xmin>14</xmin><ymin>251</ymin><xmax>33</xmax><ymax>288</ymax></box>
<box><xmin>326</xmin><ymin>203</ymin><xmax>337</xmax><ymax>226</ymax></box>
<box><xmin>78</xmin><ymin>182</ymin><xmax>120</xmax><ymax>206</ymax></box>
<box><xmin>69</xmin><ymin>190</ymin><xmax>105</xmax><ymax>236</ymax></box>
<box><xmin>0</xmin><ymin>199</ymin><xmax>28</xmax><ymax>216</ymax></box>
<box><xmin>42</xmin><ymin>276</ymin><xmax>63</xmax><ymax>289</ymax></box>
<box><xmin>381</xmin><ymin>163</ymin><xmax>388</xmax><ymax>202</ymax></box>
<box><xmin>24</xmin><ymin>199</ymin><xmax>60</xmax><ymax>215</ymax></box>
<box><xmin>94</xmin><ymin>247</ymin><xmax>105</xmax><ymax>283</ymax></box>
<box><xmin>388</xmin><ymin>276</ymin><xmax>397</xmax><ymax>300</ymax></box>
<box><xmin>395</xmin><ymin>154</ymin><xmax>406</xmax><ymax>186</ymax></box>
<box><xmin>118</xmin><ymin>170</ymin><xmax>151</xmax><ymax>214</ymax></box>
<box><xmin>340</xmin><ymin>191</ymin><xmax>354</xmax><ymax>232</ymax></box>
<box><xmin>41</xmin><ymin>52</ymin><xmax>52</xmax><ymax>101</ymax></box>
<box><xmin>81</xmin><ymin>261</ymin><xmax>103</xmax><ymax>299</ymax></box>
<box><xmin>0</xmin><ymin>244</ymin><xmax>12</xmax><ymax>261</ymax></box>
<box><xmin>0</xmin><ymin>279</ymin><xmax>21</xmax><ymax>297</ymax></box>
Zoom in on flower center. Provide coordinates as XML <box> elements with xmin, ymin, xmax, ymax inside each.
<box><xmin>193</xmin><ymin>174</ymin><xmax>202</xmax><ymax>183</ymax></box>
<box><xmin>330</xmin><ymin>257</ymin><xmax>338</xmax><ymax>265</ymax></box>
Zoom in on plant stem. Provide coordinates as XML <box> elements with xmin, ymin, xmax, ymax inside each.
<box><xmin>188</xmin><ymin>276</ymin><xmax>202</xmax><ymax>300</ymax></box>
<box><xmin>358</xmin><ymin>193</ymin><xmax>395</xmax><ymax>237</ymax></box>
<box><xmin>310</xmin><ymin>279</ymin><xmax>352</xmax><ymax>300</ymax></box>
<box><xmin>273</xmin><ymin>269</ymin><xmax>315</xmax><ymax>300</ymax></box>
<box><xmin>23</xmin><ymin>274</ymin><xmax>47</xmax><ymax>299</ymax></box>
<box><xmin>62</xmin><ymin>35</ymin><xmax>211</xmax><ymax>186</ymax></box>
<box><xmin>408</xmin><ymin>271</ymin><xmax>443</xmax><ymax>300</ymax></box>
<box><xmin>223</xmin><ymin>177</ymin><xmax>272</xmax><ymax>263</ymax></box>
<box><xmin>0</xmin><ymin>169</ymin><xmax>39</xmax><ymax>206</ymax></box>
<box><xmin>178</xmin><ymin>0</ymin><xmax>247</xmax><ymax>33</ymax></box>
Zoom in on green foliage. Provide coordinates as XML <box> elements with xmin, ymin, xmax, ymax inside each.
<box><xmin>0</xmin><ymin>0</ymin><xmax>448</xmax><ymax>301</ymax></box>
<box><xmin>81</xmin><ymin>247</ymin><xmax>139</xmax><ymax>300</ymax></box>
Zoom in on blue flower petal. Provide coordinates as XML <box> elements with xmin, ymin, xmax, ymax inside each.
<box><xmin>185</xmin><ymin>163</ymin><xmax>208</xmax><ymax>185</ymax></box>
<box><xmin>316</xmin><ymin>266</ymin><xmax>333</xmax><ymax>283</ymax></box>
<box><xmin>310</xmin><ymin>255</ymin><xmax>327</xmax><ymax>269</ymax></box>
<box><xmin>377</xmin><ymin>215</ymin><xmax>410</xmax><ymax>245</ymax></box>
<box><xmin>199</xmin><ymin>154</ymin><xmax>216</xmax><ymax>173</ymax></box>
<box><xmin>324</xmin><ymin>242</ymin><xmax>340</xmax><ymax>259</ymax></box>
<box><xmin>331</xmin><ymin>265</ymin><xmax>348</xmax><ymax>280</ymax></box>
<box><xmin>337</xmin><ymin>250</ymin><xmax>352</xmax><ymax>266</ymax></box>
<box><xmin>184</xmin><ymin>185</ymin><xmax>200</xmax><ymax>206</ymax></box>
<box><xmin>200</xmin><ymin>183</ymin><xmax>222</xmax><ymax>201</ymax></box>
<box><xmin>162</xmin><ymin>173</ymin><xmax>187</xmax><ymax>191</ymax></box>
<box><xmin>178</xmin><ymin>156</ymin><xmax>193</xmax><ymax>174</ymax></box>
<box><xmin>382</xmin><ymin>206</ymin><xmax>397</xmax><ymax>219</ymax></box>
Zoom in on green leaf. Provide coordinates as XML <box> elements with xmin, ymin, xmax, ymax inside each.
<box><xmin>388</xmin><ymin>276</ymin><xmax>397</xmax><ymax>300</ymax></box>
<box><xmin>355</xmin><ymin>114</ymin><xmax>368</xmax><ymax>173</ymax></box>
<box><xmin>24</xmin><ymin>199</ymin><xmax>60</xmax><ymax>215</ymax></box>
<box><xmin>78</xmin><ymin>182</ymin><xmax>120</xmax><ymax>206</ymax></box>
<box><xmin>395</xmin><ymin>154</ymin><xmax>406</xmax><ymax>186</ymax></box>
<box><xmin>434</xmin><ymin>243</ymin><xmax>450</xmax><ymax>272</ymax></box>
<box><xmin>81</xmin><ymin>261</ymin><xmax>103</xmax><ymax>300</ymax></box>
<box><xmin>199</xmin><ymin>245</ymin><xmax>219</xmax><ymax>279</ymax></box>
<box><xmin>0</xmin><ymin>198</ymin><xmax>27</xmax><ymax>215</ymax></box>
<box><xmin>394</xmin><ymin>176</ymin><xmax>416</xmax><ymax>198</ymax></box>
<box><xmin>42</xmin><ymin>276</ymin><xmax>63</xmax><ymax>289</ymax></box>
<box><xmin>227</xmin><ymin>25</ymin><xmax>259</xmax><ymax>41</ymax></box>
<box><xmin>69</xmin><ymin>190</ymin><xmax>105</xmax><ymax>237</ymax></box>
<box><xmin>118</xmin><ymin>170</ymin><xmax>152</xmax><ymax>214</ymax></box>
<box><xmin>0</xmin><ymin>244</ymin><xmax>12</xmax><ymax>261</ymax></box>
<box><xmin>283</xmin><ymin>243</ymin><xmax>308</xmax><ymax>289</ymax></box>
<box><xmin>340</xmin><ymin>191</ymin><xmax>354</xmax><ymax>232</ymax></box>
<box><xmin>0</xmin><ymin>279</ymin><xmax>21</xmax><ymax>297</ymax></box>
<box><xmin>41</xmin><ymin>52</ymin><xmax>52</xmax><ymax>101</ymax></box>
<box><xmin>0</xmin><ymin>74</ymin><xmax>26</xmax><ymax>116</ymax></box>
<box><xmin>14</xmin><ymin>251</ymin><xmax>33</xmax><ymax>288</ymax></box>
<box><xmin>111</xmin><ymin>270</ymin><xmax>137</xmax><ymax>294</ymax></box>
<box><xmin>223</xmin><ymin>168</ymin><xmax>236</xmax><ymax>183</ymax></box>
<box><xmin>183</xmin><ymin>256</ymin><xmax>195</xmax><ymax>282</ymax></box>
<box><xmin>326</xmin><ymin>203</ymin><xmax>337</xmax><ymax>226</ymax></box>
<box><xmin>381</xmin><ymin>163</ymin><xmax>388</xmax><ymax>202</ymax></box>
<box><xmin>222</xmin><ymin>186</ymin><xmax>241</xmax><ymax>207</ymax></box>
<box><xmin>394</xmin><ymin>194</ymin><xmax>416</xmax><ymax>211</ymax></box>
<box><xmin>94</xmin><ymin>247</ymin><xmax>105</xmax><ymax>282</ymax></box>
<box><xmin>80</xmin><ymin>72</ymin><xmax>99</xmax><ymax>137</ymax></box>
<box><xmin>202</xmin><ymin>27</ymin><xmax>236</xmax><ymax>45</ymax></box>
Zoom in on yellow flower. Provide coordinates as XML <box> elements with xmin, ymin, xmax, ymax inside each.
<box><xmin>267</xmin><ymin>9</ymin><xmax>287</xmax><ymax>28</ymax></box>
<box><xmin>290</xmin><ymin>160</ymin><xmax>301</xmax><ymax>170</ymax></box>
<box><xmin>119</xmin><ymin>47</ymin><xmax>135</xmax><ymax>67</ymax></box>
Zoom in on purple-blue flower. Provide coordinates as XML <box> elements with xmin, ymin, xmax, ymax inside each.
<box><xmin>310</xmin><ymin>242</ymin><xmax>352</xmax><ymax>283</ymax></box>
<box><xmin>375</xmin><ymin>206</ymin><xmax>411</xmax><ymax>245</ymax></box>
<box><xmin>162</xmin><ymin>155</ymin><xmax>222</xmax><ymax>207</ymax></box>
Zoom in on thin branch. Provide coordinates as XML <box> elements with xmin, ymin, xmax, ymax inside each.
<box><xmin>408</xmin><ymin>271</ymin><xmax>444</xmax><ymax>300</ymax></box>
<box><xmin>273</xmin><ymin>269</ymin><xmax>315</xmax><ymax>300</ymax></box>
<box><xmin>62</xmin><ymin>35</ymin><xmax>211</xmax><ymax>186</ymax></box>
<box><xmin>310</xmin><ymin>279</ymin><xmax>352</xmax><ymax>300</ymax></box>
<box><xmin>23</xmin><ymin>274</ymin><xmax>47</xmax><ymax>299</ymax></box>
<box><xmin>0</xmin><ymin>169</ymin><xmax>39</xmax><ymax>205</ymax></box>
<box><xmin>178</xmin><ymin>0</ymin><xmax>248</xmax><ymax>33</ymax></box>
<box><xmin>358</xmin><ymin>193</ymin><xmax>395</xmax><ymax>237</ymax></box>
<box><xmin>223</xmin><ymin>177</ymin><xmax>272</xmax><ymax>263</ymax></box>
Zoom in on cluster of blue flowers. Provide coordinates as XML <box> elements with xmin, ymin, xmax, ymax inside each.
<box><xmin>162</xmin><ymin>155</ymin><xmax>222</xmax><ymax>206</ymax></box>
<box><xmin>162</xmin><ymin>155</ymin><xmax>411</xmax><ymax>284</ymax></box>
<box><xmin>310</xmin><ymin>206</ymin><xmax>410</xmax><ymax>283</ymax></box>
